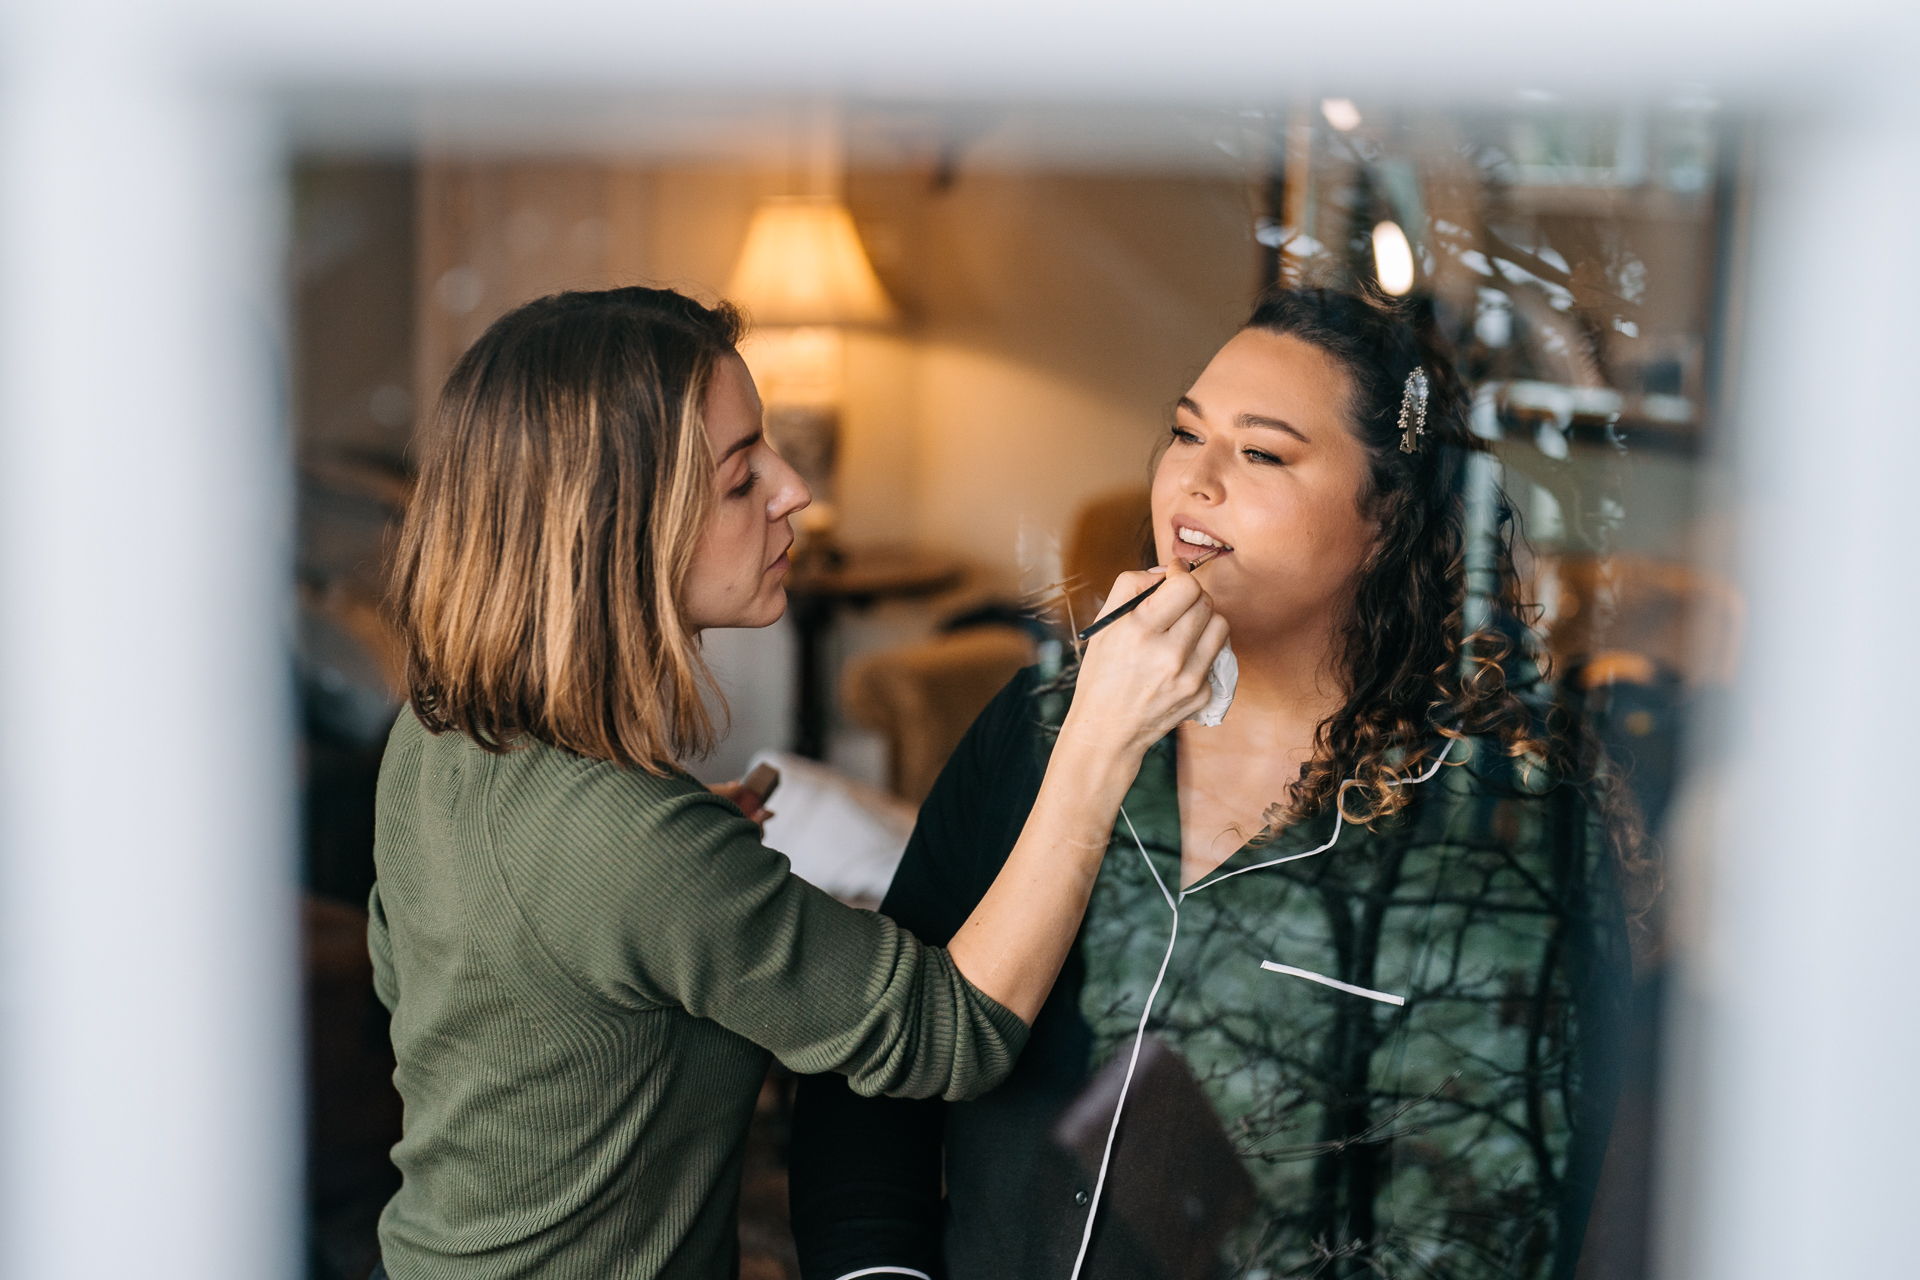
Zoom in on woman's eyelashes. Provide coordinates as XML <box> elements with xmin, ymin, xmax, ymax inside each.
<box><xmin>1170</xmin><ymin>423</ymin><xmax>1284</xmax><ymax>467</ymax></box>
<box><xmin>727</xmin><ymin>466</ymin><xmax>760</xmax><ymax>499</ymax></box>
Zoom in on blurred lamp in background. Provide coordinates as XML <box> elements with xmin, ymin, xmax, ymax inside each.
<box><xmin>1372</xmin><ymin>219</ymin><xmax>1415</xmax><ymax>296</ymax></box>
<box><xmin>728</xmin><ymin>195</ymin><xmax>896</xmax><ymax>564</ymax></box>
<box><xmin>1320</xmin><ymin>97</ymin><xmax>1363</xmax><ymax>132</ymax></box>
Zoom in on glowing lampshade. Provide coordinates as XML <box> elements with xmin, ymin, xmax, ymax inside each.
<box><xmin>1372</xmin><ymin>220</ymin><xmax>1415</xmax><ymax>296</ymax></box>
<box><xmin>727</xmin><ymin>196</ymin><xmax>897</xmax><ymax>327</ymax></box>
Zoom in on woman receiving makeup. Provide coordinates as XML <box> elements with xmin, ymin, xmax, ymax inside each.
<box><xmin>789</xmin><ymin>288</ymin><xmax>1637</xmax><ymax>1280</ymax></box>
<box><xmin>367</xmin><ymin>287</ymin><xmax>1228</xmax><ymax>1280</ymax></box>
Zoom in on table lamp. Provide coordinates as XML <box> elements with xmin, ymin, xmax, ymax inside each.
<box><xmin>728</xmin><ymin>195</ymin><xmax>896</xmax><ymax>567</ymax></box>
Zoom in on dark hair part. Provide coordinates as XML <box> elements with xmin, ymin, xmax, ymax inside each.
<box><xmin>391</xmin><ymin>286</ymin><xmax>744</xmax><ymax>771</ymax></box>
<box><xmin>1243</xmin><ymin>286</ymin><xmax>1553</xmax><ymax>826</ymax></box>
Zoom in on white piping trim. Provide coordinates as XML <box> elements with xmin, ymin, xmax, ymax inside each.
<box><xmin>1183</xmin><ymin>744</ymin><xmax>1454</xmax><ymax>897</ymax></box>
<box><xmin>1260</xmin><ymin>961</ymin><xmax>1405</xmax><ymax>1006</ymax></box>
<box><xmin>831</xmin><ymin>1268</ymin><xmax>933</xmax><ymax>1280</ymax></box>
<box><xmin>1067</xmin><ymin>806</ymin><xmax>1181</xmax><ymax>1280</ymax></box>
<box><xmin>1123</xmin><ymin>806</ymin><xmax>1177</xmax><ymax>912</ymax></box>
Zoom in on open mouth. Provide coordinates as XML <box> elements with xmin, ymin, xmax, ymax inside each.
<box><xmin>1174</xmin><ymin>525</ymin><xmax>1233</xmax><ymax>558</ymax></box>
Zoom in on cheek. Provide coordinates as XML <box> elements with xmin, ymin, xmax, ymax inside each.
<box><xmin>1238</xmin><ymin>483</ymin><xmax>1318</xmax><ymax>556</ymax></box>
<box><xmin>1299</xmin><ymin>497</ymin><xmax>1374</xmax><ymax>578</ymax></box>
<box><xmin>692</xmin><ymin>508</ymin><xmax>758</xmax><ymax>584</ymax></box>
<box><xmin>1147</xmin><ymin>486</ymin><xmax>1168</xmax><ymax>554</ymax></box>
<box><xmin>1240</xmin><ymin>485</ymin><xmax>1372</xmax><ymax>591</ymax></box>
<box><xmin>1148</xmin><ymin>455</ymin><xmax>1185</xmax><ymax>551</ymax></box>
<box><xmin>730</xmin><ymin>505</ymin><xmax>769</xmax><ymax>552</ymax></box>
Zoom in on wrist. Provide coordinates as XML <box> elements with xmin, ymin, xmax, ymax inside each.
<box><xmin>1048</xmin><ymin>720</ymin><xmax>1146</xmax><ymax>798</ymax></box>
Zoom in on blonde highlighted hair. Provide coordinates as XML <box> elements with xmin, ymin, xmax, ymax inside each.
<box><xmin>391</xmin><ymin>286</ymin><xmax>744</xmax><ymax>771</ymax></box>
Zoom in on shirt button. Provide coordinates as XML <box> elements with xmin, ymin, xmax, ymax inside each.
<box><xmin>1074</xmin><ymin>1190</ymin><xmax>1090</xmax><ymax>1206</ymax></box>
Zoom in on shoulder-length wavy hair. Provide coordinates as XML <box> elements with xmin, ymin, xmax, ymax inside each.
<box><xmin>1232</xmin><ymin>287</ymin><xmax>1552</xmax><ymax>828</ymax></box>
<box><xmin>390</xmin><ymin>286</ymin><xmax>742</xmax><ymax>772</ymax></box>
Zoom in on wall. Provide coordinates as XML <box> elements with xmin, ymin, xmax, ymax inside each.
<box><xmin>416</xmin><ymin>159</ymin><xmax>1261</xmax><ymax>583</ymax></box>
<box><xmin>853</xmin><ymin>167</ymin><xmax>1259</xmax><ymax>585</ymax></box>
<box><xmin>414</xmin><ymin>156</ymin><xmax>1264</xmax><ymax>775</ymax></box>
<box><xmin>294</xmin><ymin>160</ymin><xmax>417</xmax><ymax>470</ymax></box>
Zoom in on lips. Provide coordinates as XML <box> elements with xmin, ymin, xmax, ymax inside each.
<box><xmin>1171</xmin><ymin>518</ymin><xmax>1233</xmax><ymax>561</ymax></box>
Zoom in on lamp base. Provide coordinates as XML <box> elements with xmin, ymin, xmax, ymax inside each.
<box><xmin>790</xmin><ymin>505</ymin><xmax>845</xmax><ymax>575</ymax></box>
<box><xmin>766</xmin><ymin>401</ymin><xmax>842</xmax><ymax>570</ymax></box>
<box><xmin>766</xmin><ymin>402</ymin><xmax>838</xmax><ymax>488</ymax></box>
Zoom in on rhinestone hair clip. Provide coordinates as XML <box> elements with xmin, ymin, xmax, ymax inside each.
<box><xmin>1397</xmin><ymin>367</ymin><xmax>1430</xmax><ymax>453</ymax></box>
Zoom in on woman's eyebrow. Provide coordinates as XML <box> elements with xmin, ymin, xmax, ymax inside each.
<box><xmin>1237</xmin><ymin>413</ymin><xmax>1310</xmax><ymax>444</ymax></box>
<box><xmin>718</xmin><ymin>428</ymin><xmax>762</xmax><ymax>463</ymax></box>
<box><xmin>1179</xmin><ymin>395</ymin><xmax>1309</xmax><ymax>443</ymax></box>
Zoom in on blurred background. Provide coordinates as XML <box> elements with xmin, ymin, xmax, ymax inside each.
<box><xmin>4</xmin><ymin>4</ymin><xmax>1916</xmax><ymax>1280</ymax></box>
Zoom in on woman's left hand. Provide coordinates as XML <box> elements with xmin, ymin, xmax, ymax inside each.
<box><xmin>709</xmin><ymin>781</ymin><xmax>772</xmax><ymax>832</ymax></box>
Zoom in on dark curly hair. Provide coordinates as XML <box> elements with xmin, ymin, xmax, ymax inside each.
<box><xmin>1242</xmin><ymin>288</ymin><xmax>1656</xmax><ymax>950</ymax></box>
<box><xmin>1235</xmin><ymin>286</ymin><xmax>1555</xmax><ymax>829</ymax></box>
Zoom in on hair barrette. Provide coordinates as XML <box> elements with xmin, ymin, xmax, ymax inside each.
<box><xmin>1397</xmin><ymin>368</ymin><xmax>1430</xmax><ymax>453</ymax></box>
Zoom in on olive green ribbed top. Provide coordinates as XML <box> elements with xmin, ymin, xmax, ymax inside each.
<box><xmin>368</xmin><ymin>709</ymin><xmax>1028</xmax><ymax>1279</ymax></box>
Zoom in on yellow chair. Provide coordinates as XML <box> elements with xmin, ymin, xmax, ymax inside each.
<box><xmin>838</xmin><ymin>488</ymin><xmax>1155</xmax><ymax>804</ymax></box>
<box><xmin>1061</xmin><ymin>488</ymin><xmax>1154</xmax><ymax>636</ymax></box>
<box><xmin>840</xmin><ymin>626</ymin><xmax>1036</xmax><ymax>804</ymax></box>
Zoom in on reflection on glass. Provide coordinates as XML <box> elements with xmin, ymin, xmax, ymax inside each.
<box><xmin>292</xmin><ymin>93</ymin><xmax>1735</xmax><ymax>1280</ymax></box>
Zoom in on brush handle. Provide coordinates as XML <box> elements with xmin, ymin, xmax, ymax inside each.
<box><xmin>1074</xmin><ymin>548</ymin><xmax>1221</xmax><ymax>643</ymax></box>
<box><xmin>1075</xmin><ymin>580</ymin><xmax>1161</xmax><ymax>642</ymax></box>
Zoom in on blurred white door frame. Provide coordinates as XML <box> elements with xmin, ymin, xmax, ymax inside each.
<box><xmin>1653</xmin><ymin>95</ymin><xmax>1920</xmax><ymax>1280</ymax></box>
<box><xmin>0</xmin><ymin>11</ymin><xmax>299</xmax><ymax>1280</ymax></box>
<box><xmin>1</xmin><ymin>3</ymin><xmax>1914</xmax><ymax>1278</ymax></box>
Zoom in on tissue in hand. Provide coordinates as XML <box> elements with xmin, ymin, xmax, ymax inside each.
<box><xmin>1187</xmin><ymin>643</ymin><xmax>1237</xmax><ymax>727</ymax></box>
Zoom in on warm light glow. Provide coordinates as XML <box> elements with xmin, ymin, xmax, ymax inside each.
<box><xmin>739</xmin><ymin>325</ymin><xmax>844</xmax><ymax>405</ymax></box>
<box><xmin>1372</xmin><ymin>220</ymin><xmax>1415</xmax><ymax>295</ymax></box>
<box><xmin>1320</xmin><ymin>98</ymin><xmax>1363</xmax><ymax>131</ymax></box>
<box><xmin>727</xmin><ymin>196</ymin><xmax>897</xmax><ymax>327</ymax></box>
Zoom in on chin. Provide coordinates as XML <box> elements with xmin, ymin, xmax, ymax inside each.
<box><xmin>747</xmin><ymin>588</ymin><xmax>788</xmax><ymax>629</ymax></box>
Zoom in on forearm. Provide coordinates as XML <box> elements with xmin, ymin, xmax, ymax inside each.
<box><xmin>946</xmin><ymin>558</ymin><xmax>1227</xmax><ymax>1024</ymax></box>
<box><xmin>946</xmin><ymin>731</ymin><xmax>1140</xmax><ymax>1023</ymax></box>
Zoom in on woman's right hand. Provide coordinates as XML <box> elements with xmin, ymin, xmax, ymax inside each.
<box><xmin>1058</xmin><ymin>559</ymin><xmax>1230</xmax><ymax>764</ymax></box>
<box><xmin>945</xmin><ymin>559</ymin><xmax>1227</xmax><ymax>1022</ymax></box>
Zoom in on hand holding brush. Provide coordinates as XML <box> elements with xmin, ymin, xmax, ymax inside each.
<box><xmin>1077</xmin><ymin>546</ymin><xmax>1223</xmax><ymax>643</ymax></box>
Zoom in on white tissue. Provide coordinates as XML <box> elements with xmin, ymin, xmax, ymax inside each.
<box><xmin>1187</xmin><ymin>642</ymin><xmax>1238</xmax><ymax>727</ymax></box>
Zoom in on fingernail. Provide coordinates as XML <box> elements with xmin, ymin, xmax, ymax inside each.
<box><xmin>1147</xmin><ymin>566</ymin><xmax>1168</xmax><ymax>575</ymax></box>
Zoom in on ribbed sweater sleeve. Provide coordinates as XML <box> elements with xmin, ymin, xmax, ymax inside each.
<box><xmin>367</xmin><ymin>881</ymin><xmax>398</xmax><ymax>1012</ymax></box>
<box><xmin>476</xmin><ymin>729</ymin><xmax>1028</xmax><ymax>1101</ymax></box>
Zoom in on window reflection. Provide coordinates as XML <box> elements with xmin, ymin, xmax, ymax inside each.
<box><xmin>294</xmin><ymin>95</ymin><xmax>1734</xmax><ymax>1280</ymax></box>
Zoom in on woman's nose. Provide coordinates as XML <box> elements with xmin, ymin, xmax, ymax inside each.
<box><xmin>1181</xmin><ymin>443</ymin><xmax>1227</xmax><ymax>501</ymax></box>
<box><xmin>766</xmin><ymin>455</ymin><xmax>811</xmax><ymax>522</ymax></box>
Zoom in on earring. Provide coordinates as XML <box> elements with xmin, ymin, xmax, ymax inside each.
<box><xmin>1398</xmin><ymin>368</ymin><xmax>1430</xmax><ymax>453</ymax></box>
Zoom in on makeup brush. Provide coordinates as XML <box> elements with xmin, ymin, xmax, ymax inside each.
<box><xmin>1075</xmin><ymin>547</ymin><xmax>1222</xmax><ymax>643</ymax></box>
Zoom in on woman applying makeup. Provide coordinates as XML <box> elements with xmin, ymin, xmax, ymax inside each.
<box><xmin>368</xmin><ymin>286</ymin><xmax>1227</xmax><ymax>1280</ymax></box>
<box><xmin>789</xmin><ymin>288</ymin><xmax>1635</xmax><ymax>1280</ymax></box>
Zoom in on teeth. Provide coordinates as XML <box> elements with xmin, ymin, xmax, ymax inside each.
<box><xmin>1177</xmin><ymin>527</ymin><xmax>1225</xmax><ymax>549</ymax></box>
